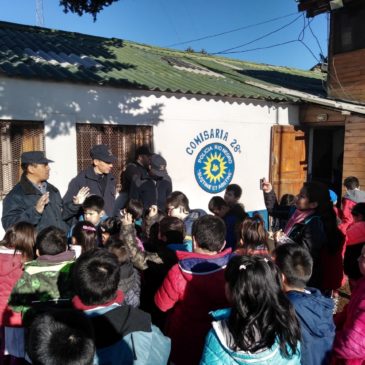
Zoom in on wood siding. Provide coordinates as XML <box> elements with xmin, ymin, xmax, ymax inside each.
<box><xmin>328</xmin><ymin>49</ymin><xmax>365</xmax><ymax>103</ymax></box>
<box><xmin>343</xmin><ymin>117</ymin><xmax>365</xmax><ymax>185</ymax></box>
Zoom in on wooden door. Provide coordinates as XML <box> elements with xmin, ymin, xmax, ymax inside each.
<box><xmin>270</xmin><ymin>125</ymin><xmax>307</xmax><ymax>199</ymax></box>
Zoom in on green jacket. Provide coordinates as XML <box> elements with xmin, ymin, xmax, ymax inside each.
<box><xmin>8</xmin><ymin>250</ymin><xmax>75</xmax><ymax>315</ymax></box>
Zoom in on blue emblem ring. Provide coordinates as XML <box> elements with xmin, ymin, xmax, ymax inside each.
<box><xmin>194</xmin><ymin>142</ymin><xmax>235</xmax><ymax>193</ymax></box>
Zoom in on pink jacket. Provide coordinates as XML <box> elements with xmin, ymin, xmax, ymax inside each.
<box><xmin>332</xmin><ymin>276</ymin><xmax>365</xmax><ymax>364</ymax></box>
<box><xmin>0</xmin><ymin>248</ymin><xmax>23</xmax><ymax>326</ymax></box>
<box><xmin>154</xmin><ymin>248</ymin><xmax>232</xmax><ymax>365</ymax></box>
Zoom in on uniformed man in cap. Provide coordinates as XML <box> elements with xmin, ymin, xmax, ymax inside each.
<box><xmin>2</xmin><ymin>151</ymin><xmax>89</xmax><ymax>232</ymax></box>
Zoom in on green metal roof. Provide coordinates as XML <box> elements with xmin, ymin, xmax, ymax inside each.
<box><xmin>0</xmin><ymin>20</ymin><xmax>325</xmax><ymax>102</ymax></box>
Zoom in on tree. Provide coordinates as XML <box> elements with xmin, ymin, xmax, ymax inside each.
<box><xmin>60</xmin><ymin>0</ymin><xmax>119</xmax><ymax>20</ymax></box>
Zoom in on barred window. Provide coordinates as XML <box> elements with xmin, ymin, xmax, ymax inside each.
<box><xmin>0</xmin><ymin>120</ymin><xmax>45</xmax><ymax>199</ymax></box>
<box><xmin>76</xmin><ymin>124</ymin><xmax>153</xmax><ymax>191</ymax></box>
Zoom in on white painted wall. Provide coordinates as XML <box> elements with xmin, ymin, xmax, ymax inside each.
<box><xmin>0</xmin><ymin>77</ymin><xmax>299</xmax><ymax>234</ymax></box>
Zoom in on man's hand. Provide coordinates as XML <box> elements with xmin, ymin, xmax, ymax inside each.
<box><xmin>73</xmin><ymin>187</ymin><xmax>90</xmax><ymax>205</ymax></box>
<box><xmin>35</xmin><ymin>192</ymin><xmax>50</xmax><ymax>214</ymax></box>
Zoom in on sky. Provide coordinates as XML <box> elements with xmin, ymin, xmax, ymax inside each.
<box><xmin>0</xmin><ymin>0</ymin><xmax>328</xmax><ymax>70</ymax></box>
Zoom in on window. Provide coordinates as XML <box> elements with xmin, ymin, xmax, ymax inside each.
<box><xmin>76</xmin><ymin>124</ymin><xmax>153</xmax><ymax>191</ymax></box>
<box><xmin>332</xmin><ymin>5</ymin><xmax>365</xmax><ymax>54</ymax></box>
<box><xmin>0</xmin><ymin>120</ymin><xmax>45</xmax><ymax>198</ymax></box>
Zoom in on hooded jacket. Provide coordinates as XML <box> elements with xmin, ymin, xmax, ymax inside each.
<box><xmin>287</xmin><ymin>288</ymin><xmax>335</xmax><ymax>365</ymax></box>
<box><xmin>340</xmin><ymin>190</ymin><xmax>365</xmax><ymax>233</ymax></box>
<box><xmin>200</xmin><ymin>308</ymin><xmax>301</xmax><ymax>365</ymax></box>
<box><xmin>154</xmin><ymin>249</ymin><xmax>232</xmax><ymax>365</ymax></box>
<box><xmin>72</xmin><ymin>292</ymin><xmax>171</xmax><ymax>365</ymax></box>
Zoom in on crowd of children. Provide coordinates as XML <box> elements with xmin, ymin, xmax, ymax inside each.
<box><xmin>1</xmin><ymin>176</ymin><xmax>365</xmax><ymax>365</ymax></box>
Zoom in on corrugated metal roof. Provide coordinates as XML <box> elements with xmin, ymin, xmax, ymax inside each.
<box><xmin>0</xmin><ymin>21</ymin><xmax>326</xmax><ymax>102</ymax></box>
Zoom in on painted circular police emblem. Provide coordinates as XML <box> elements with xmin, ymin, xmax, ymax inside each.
<box><xmin>194</xmin><ymin>143</ymin><xmax>235</xmax><ymax>193</ymax></box>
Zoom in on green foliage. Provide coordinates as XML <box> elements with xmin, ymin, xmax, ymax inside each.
<box><xmin>60</xmin><ymin>0</ymin><xmax>120</xmax><ymax>21</ymax></box>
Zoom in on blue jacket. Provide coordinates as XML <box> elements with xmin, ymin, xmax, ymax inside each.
<box><xmin>287</xmin><ymin>288</ymin><xmax>335</xmax><ymax>365</ymax></box>
<box><xmin>2</xmin><ymin>174</ymin><xmax>77</xmax><ymax>232</ymax></box>
<box><xmin>72</xmin><ymin>297</ymin><xmax>171</xmax><ymax>365</ymax></box>
<box><xmin>63</xmin><ymin>166</ymin><xmax>116</xmax><ymax>217</ymax></box>
<box><xmin>200</xmin><ymin>308</ymin><xmax>301</xmax><ymax>365</ymax></box>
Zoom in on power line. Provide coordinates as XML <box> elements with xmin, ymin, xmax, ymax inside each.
<box><xmin>167</xmin><ymin>12</ymin><xmax>299</xmax><ymax>48</ymax></box>
<box><xmin>213</xmin><ymin>14</ymin><xmax>302</xmax><ymax>55</ymax></box>
<box><xmin>308</xmin><ymin>21</ymin><xmax>325</xmax><ymax>57</ymax></box>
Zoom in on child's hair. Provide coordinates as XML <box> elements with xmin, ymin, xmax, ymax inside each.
<box><xmin>192</xmin><ymin>215</ymin><xmax>226</xmax><ymax>252</ymax></box>
<box><xmin>351</xmin><ymin>202</ymin><xmax>365</xmax><ymax>220</ymax></box>
<box><xmin>239</xmin><ymin>214</ymin><xmax>268</xmax><ymax>252</ymax></box>
<box><xmin>166</xmin><ymin>191</ymin><xmax>190</xmax><ymax>212</ymax></box>
<box><xmin>0</xmin><ymin>221</ymin><xmax>35</xmax><ymax>261</ymax></box>
<box><xmin>159</xmin><ymin>216</ymin><xmax>185</xmax><ymax>244</ymax></box>
<box><xmin>106</xmin><ymin>237</ymin><xmax>130</xmax><ymax>264</ymax></box>
<box><xmin>73</xmin><ymin>248</ymin><xmax>120</xmax><ymax>306</ymax></box>
<box><xmin>36</xmin><ymin>226</ymin><xmax>67</xmax><ymax>256</ymax></box>
<box><xmin>27</xmin><ymin>310</ymin><xmax>95</xmax><ymax>365</ymax></box>
<box><xmin>279</xmin><ymin>194</ymin><xmax>295</xmax><ymax>207</ymax></box>
<box><xmin>72</xmin><ymin>221</ymin><xmax>97</xmax><ymax>253</ymax></box>
<box><xmin>82</xmin><ymin>195</ymin><xmax>105</xmax><ymax>213</ymax></box>
<box><xmin>225</xmin><ymin>255</ymin><xmax>300</xmax><ymax>357</ymax></box>
<box><xmin>100</xmin><ymin>217</ymin><xmax>121</xmax><ymax>236</ymax></box>
<box><xmin>125</xmin><ymin>199</ymin><xmax>143</xmax><ymax>220</ymax></box>
<box><xmin>344</xmin><ymin>176</ymin><xmax>359</xmax><ymax>190</ymax></box>
<box><xmin>208</xmin><ymin>196</ymin><xmax>228</xmax><ymax>213</ymax></box>
<box><xmin>226</xmin><ymin>184</ymin><xmax>242</xmax><ymax>199</ymax></box>
<box><xmin>274</xmin><ymin>244</ymin><xmax>313</xmax><ymax>289</ymax></box>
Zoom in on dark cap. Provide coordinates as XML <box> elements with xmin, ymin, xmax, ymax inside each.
<box><xmin>90</xmin><ymin>144</ymin><xmax>116</xmax><ymax>163</ymax></box>
<box><xmin>136</xmin><ymin>145</ymin><xmax>152</xmax><ymax>158</ymax></box>
<box><xmin>21</xmin><ymin>151</ymin><xmax>54</xmax><ymax>165</ymax></box>
<box><xmin>150</xmin><ymin>154</ymin><xmax>167</xmax><ymax>177</ymax></box>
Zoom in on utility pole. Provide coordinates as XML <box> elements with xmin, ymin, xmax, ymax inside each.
<box><xmin>36</xmin><ymin>0</ymin><xmax>44</xmax><ymax>27</ymax></box>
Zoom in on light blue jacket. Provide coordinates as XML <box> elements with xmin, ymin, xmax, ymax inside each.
<box><xmin>200</xmin><ymin>308</ymin><xmax>301</xmax><ymax>365</ymax></box>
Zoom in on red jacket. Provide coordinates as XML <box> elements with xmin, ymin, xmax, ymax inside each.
<box><xmin>332</xmin><ymin>276</ymin><xmax>365</xmax><ymax>364</ymax></box>
<box><xmin>154</xmin><ymin>248</ymin><xmax>232</xmax><ymax>365</ymax></box>
<box><xmin>340</xmin><ymin>190</ymin><xmax>365</xmax><ymax>234</ymax></box>
<box><xmin>0</xmin><ymin>248</ymin><xmax>23</xmax><ymax>326</ymax></box>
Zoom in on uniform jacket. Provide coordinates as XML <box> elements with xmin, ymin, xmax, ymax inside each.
<box><xmin>287</xmin><ymin>288</ymin><xmax>335</xmax><ymax>365</ymax></box>
<box><xmin>64</xmin><ymin>165</ymin><xmax>116</xmax><ymax>217</ymax></box>
<box><xmin>200</xmin><ymin>308</ymin><xmax>301</xmax><ymax>365</ymax></box>
<box><xmin>332</xmin><ymin>276</ymin><xmax>365</xmax><ymax>365</ymax></box>
<box><xmin>121</xmin><ymin>162</ymin><xmax>149</xmax><ymax>193</ymax></box>
<box><xmin>154</xmin><ymin>249</ymin><xmax>232</xmax><ymax>365</ymax></box>
<box><xmin>340</xmin><ymin>190</ymin><xmax>365</xmax><ymax>233</ymax></box>
<box><xmin>0</xmin><ymin>248</ymin><xmax>24</xmax><ymax>326</ymax></box>
<box><xmin>2</xmin><ymin>174</ymin><xmax>77</xmax><ymax>232</ymax></box>
<box><xmin>8</xmin><ymin>250</ymin><xmax>75</xmax><ymax>315</ymax></box>
<box><xmin>72</xmin><ymin>292</ymin><xmax>171</xmax><ymax>365</ymax></box>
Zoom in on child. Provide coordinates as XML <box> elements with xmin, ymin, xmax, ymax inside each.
<box><xmin>224</xmin><ymin>183</ymin><xmax>248</xmax><ymax>222</ymax></box>
<box><xmin>0</xmin><ymin>222</ymin><xmax>35</xmax><ymax>364</ymax></box>
<box><xmin>71</xmin><ymin>248</ymin><xmax>171</xmax><ymax>365</ymax></box>
<box><xmin>9</xmin><ymin>226</ymin><xmax>75</xmax><ymax>315</ymax></box>
<box><xmin>27</xmin><ymin>309</ymin><xmax>95</xmax><ymax>365</ymax></box>
<box><xmin>208</xmin><ymin>196</ymin><xmax>240</xmax><ymax>250</ymax></box>
<box><xmin>343</xmin><ymin>202</ymin><xmax>365</xmax><ymax>290</ymax></box>
<box><xmin>124</xmin><ymin>199</ymin><xmax>145</xmax><ymax>250</ymax></box>
<box><xmin>155</xmin><ymin>215</ymin><xmax>232</xmax><ymax>365</ymax></box>
<box><xmin>159</xmin><ymin>216</ymin><xmax>187</xmax><ymax>252</ymax></box>
<box><xmin>82</xmin><ymin>195</ymin><xmax>107</xmax><ymax>246</ymax></box>
<box><xmin>332</xmin><ymin>244</ymin><xmax>365</xmax><ymax>363</ymax></box>
<box><xmin>274</xmin><ymin>243</ymin><xmax>335</xmax><ymax>365</ymax></box>
<box><xmin>235</xmin><ymin>213</ymin><xmax>270</xmax><ymax>256</ymax></box>
<box><xmin>106</xmin><ymin>238</ymin><xmax>141</xmax><ymax>308</ymax></box>
<box><xmin>200</xmin><ymin>255</ymin><xmax>301</xmax><ymax>364</ymax></box>
<box><xmin>99</xmin><ymin>217</ymin><xmax>121</xmax><ymax>245</ymax></box>
<box><xmin>71</xmin><ymin>221</ymin><xmax>97</xmax><ymax>257</ymax></box>
<box><xmin>165</xmin><ymin>191</ymin><xmax>206</xmax><ymax>244</ymax></box>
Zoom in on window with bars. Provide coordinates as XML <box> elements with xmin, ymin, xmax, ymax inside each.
<box><xmin>0</xmin><ymin>120</ymin><xmax>45</xmax><ymax>199</ymax></box>
<box><xmin>76</xmin><ymin>124</ymin><xmax>153</xmax><ymax>191</ymax></box>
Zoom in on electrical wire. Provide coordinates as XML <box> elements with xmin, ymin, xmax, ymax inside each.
<box><xmin>167</xmin><ymin>12</ymin><xmax>299</xmax><ymax>48</ymax></box>
<box><xmin>213</xmin><ymin>14</ymin><xmax>302</xmax><ymax>55</ymax></box>
<box><xmin>308</xmin><ymin>21</ymin><xmax>325</xmax><ymax>57</ymax></box>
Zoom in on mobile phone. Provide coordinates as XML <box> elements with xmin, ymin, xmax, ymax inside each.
<box><xmin>260</xmin><ymin>178</ymin><xmax>265</xmax><ymax>190</ymax></box>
